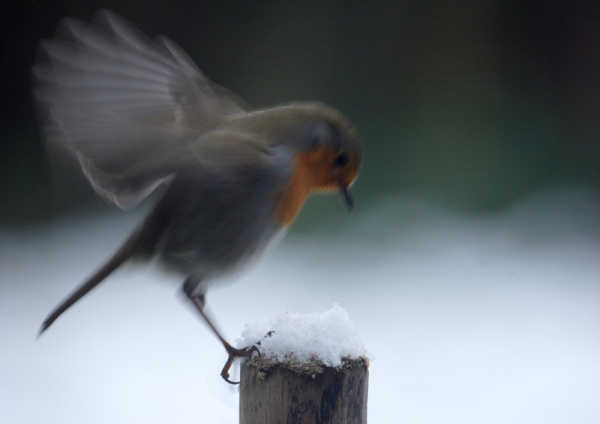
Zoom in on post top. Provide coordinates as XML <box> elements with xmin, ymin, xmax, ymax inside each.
<box><xmin>236</xmin><ymin>304</ymin><xmax>369</xmax><ymax>367</ymax></box>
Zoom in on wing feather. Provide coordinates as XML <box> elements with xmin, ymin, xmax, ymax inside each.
<box><xmin>33</xmin><ymin>9</ymin><xmax>247</xmax><ymax>209</ymax></box>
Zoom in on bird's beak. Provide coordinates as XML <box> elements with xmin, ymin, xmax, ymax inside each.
<box><xmin>339</xmin><ymin>185</ymin><xmax>354</xmax><ymax>211</ymax></box>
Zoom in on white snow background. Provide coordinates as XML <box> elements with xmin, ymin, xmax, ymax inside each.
<box><xmin>1</xmin><ymin>187</ymin><xmax>600</xmax><ymax>423</ymax></box>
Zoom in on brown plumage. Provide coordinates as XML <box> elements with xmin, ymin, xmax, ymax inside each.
<box><xmin>33</xmin><ymin>10</ymin><xmax>362</xmax><ymax>383</ymax></box>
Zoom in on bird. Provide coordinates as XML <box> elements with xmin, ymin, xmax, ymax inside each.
<box><xmin>33</xmin><ymin>10</ymin><xmax>362</xmax><ymax>383</ymax></box>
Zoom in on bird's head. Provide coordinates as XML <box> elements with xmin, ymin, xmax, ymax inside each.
<box><xmin>257</xmin><ymin>103</ymin><xmax>362</xmax><ymax>225</ymax></box>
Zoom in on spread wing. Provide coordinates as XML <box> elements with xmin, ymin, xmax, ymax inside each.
<box><xmin>33</xmin><ymin>9</ymin><xmax>248</xmax><ymax>209</ymax></box>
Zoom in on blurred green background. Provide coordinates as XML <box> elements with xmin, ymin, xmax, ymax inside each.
<box><xmin>2</xmin><ymin>0</ymin><xmax>599</xmax><ymax>226</ymax></box>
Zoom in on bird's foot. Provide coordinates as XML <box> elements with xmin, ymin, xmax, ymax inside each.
<box><xmin>220</xmin><ymin>344</ymin><xmax>260</xmax><ymax>384</ymax></box>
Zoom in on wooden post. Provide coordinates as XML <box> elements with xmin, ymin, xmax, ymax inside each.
<box><xmin>240</xmin><ymin>356</ymin><xmax>369</xmax><ymax>424</ymax></box>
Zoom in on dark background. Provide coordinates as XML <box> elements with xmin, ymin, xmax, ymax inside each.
<box><xmin>2</xmin><ymin>0</ymin><xmax>600</xmax><ymax>225</ymax></box>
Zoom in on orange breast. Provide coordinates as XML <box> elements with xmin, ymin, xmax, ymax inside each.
<box><xmin>273</xmin><ymin>147</ymin><xmax>339</xmax><ymax>227</ymax></box>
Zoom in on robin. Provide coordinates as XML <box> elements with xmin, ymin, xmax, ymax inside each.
<box><xmin>33</xmin><ymin>10</ymin><xmax>362</xmax><ymax>383</ymax></box>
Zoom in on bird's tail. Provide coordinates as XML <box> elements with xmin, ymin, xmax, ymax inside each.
<box><xmin>39</xmin><ymin>230</ymin><xmax>140</xmax><ymax>335</ymax></box>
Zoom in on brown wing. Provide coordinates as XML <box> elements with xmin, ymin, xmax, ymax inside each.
<box><xmin>33</xmin><ymin>10</ymin><xmax>247</xmax><ymax>209</ymax></box>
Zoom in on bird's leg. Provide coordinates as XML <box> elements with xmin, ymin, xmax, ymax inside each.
<box><xmin>183</xmin><ymin>280</ymin><xmax>258</xmax><ymax>384</ymax></box>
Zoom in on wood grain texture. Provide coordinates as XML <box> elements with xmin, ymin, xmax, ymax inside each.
<box><xmin>240</xmin><ymin>357</ymin><xmax>369</xmax><ymax>424</ymax></box>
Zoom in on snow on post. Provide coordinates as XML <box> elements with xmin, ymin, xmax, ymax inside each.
<box><xmin>238</xmin><ymin>304</ymin><xmax>369</xmax><ymax>424</ymax></box>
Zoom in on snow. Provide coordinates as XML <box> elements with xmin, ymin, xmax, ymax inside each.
<box><xmin>1</xmin><ymin>187</ymin><xmax>600</xmax><ymax>423</ymax></box>
<box><xmin>236</xmin><ymin>303</ymin><xmax>368</xmax><ymax>366</ymax></box>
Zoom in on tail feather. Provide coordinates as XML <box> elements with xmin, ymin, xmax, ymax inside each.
<box><xmin>39</xmin><ymin>232</ymin><xmax>139</xmax><ymax>335</ymax></box>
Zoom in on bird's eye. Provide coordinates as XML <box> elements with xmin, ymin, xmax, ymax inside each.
<box><xmin>334</xmin><ymin>152</ymin><xmax>349</xmax><ymax>167</ymax></box>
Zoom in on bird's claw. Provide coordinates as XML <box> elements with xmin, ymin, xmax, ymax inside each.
<box><xmin>220</xmin><ymin>344</ymin><xmax>260</xmax><ymax>384</ymax></box>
